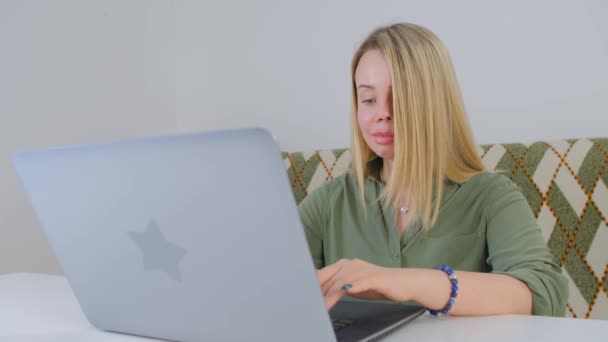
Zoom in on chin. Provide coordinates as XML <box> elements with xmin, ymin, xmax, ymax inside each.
<box><xmin>371</xmin><ymin>145</ymin><xmax>394</xmax><ymax>160</ymax></box>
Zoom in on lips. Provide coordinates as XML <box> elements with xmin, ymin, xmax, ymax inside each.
<box><xmin>372</xmin><ymin>132</ymin><xmax>394</xmax><ymax>137</ymax></box>
<box><xmin>371</xmin><ymin>132</ymin><xmax>394</xmax><ymax>145</ymax></box>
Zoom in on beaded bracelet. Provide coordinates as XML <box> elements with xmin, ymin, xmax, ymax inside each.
<box><xmin>428</xmin><ymin>265</ymin><xmax>458</xmax><ymax>316</ymax></box>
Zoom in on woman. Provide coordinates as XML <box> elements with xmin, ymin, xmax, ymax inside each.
<box><xmin>298</xmin><ymin>23</ymin><xmax>568</xmax><ymax>316</ymax></box>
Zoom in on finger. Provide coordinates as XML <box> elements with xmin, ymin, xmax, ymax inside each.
<box><xmin>322</xmin><ymin>268</ymin><xmax>346</xmax><ymax>295</ymax></box>
<box><xmin>317</xmin><ymin>259</ymin><xmax>346</xmax><ymax>286</ymax></box>
<box><xmin>324</xmin><ymin>274</ymin><xmax>358</xmax><ymax>301</ymax></box>
<box><xmin>317</xmin><ymin>259</ymin><xmax>348</xmax><ymax>287</ymax></box>
<box><xmin>321</xmin><ymin>278</ymin><xmax>334</xmax><ymax>296</ymax></box>
<box><xmin>321</xmin><ymin>261</ymin><xmax>357</xmax><ymax>295</ymax></box>
<box><xmin>324</xmin><ymin>284</ymin><xmax>348</xmax><ymax>310</ymax></box>
<box><xmin>322</xmin><ymin>273</ymin><xmax>350</xmax><ymax>296</ymax></box>
<box><xmin>344</xmin><ymin>273</ymin><xmax>393</xmax><ymax>301</ymax></box>
<box><xmin>322</xmin><ymin>259</ymin><xmax>365</xmax><ymax>295</ymax></box>
<box><xmin>343</xmin><ymin>277</ymin><xmax>374</xmax><ymax>296</ymax></box>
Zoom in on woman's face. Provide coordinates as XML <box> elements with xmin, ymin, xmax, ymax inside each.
<box><xmin>355</xmin><ymin>50</ymin><xmax>394</xmax><ymax>160</ymax></box>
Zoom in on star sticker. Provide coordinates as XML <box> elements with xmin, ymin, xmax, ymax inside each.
<box><xmin>128</xmin><ymin>220</ymin><xmax>187</xmax><ymax>282</ymax></box>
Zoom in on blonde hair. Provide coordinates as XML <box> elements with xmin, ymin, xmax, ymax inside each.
<box><xmin>350</xmin><ymin>23</ymin><xmax>485</xmax><ymax>231</ymax></box>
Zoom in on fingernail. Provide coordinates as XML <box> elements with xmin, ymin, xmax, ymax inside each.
<box><xmin>341</xmin><ymin>284</ymin><xmax>352</xmax><ymax>291</ymax></box>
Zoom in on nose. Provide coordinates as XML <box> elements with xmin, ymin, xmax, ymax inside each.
<box><xmin>375</xmin><ymin>109</ymin><xmax>392</xmax><ymax>122</ymax></box>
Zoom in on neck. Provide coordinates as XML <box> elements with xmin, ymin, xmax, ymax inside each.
<box><xmin>382</xmin><ymin>158</ymin><xmax>393</xmax><ymax>184</ymax></box>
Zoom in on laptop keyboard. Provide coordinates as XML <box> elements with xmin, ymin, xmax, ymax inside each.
<box><xmin>331</xmin><ymin>319</ymin><xmax>354</xmax><ymax>332</ymax></box>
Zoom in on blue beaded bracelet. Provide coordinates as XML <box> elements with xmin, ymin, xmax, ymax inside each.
<box><xmin>428</xmin><ymin>265</ymin><xmax>458</xmax><ymax>316</ymax></box>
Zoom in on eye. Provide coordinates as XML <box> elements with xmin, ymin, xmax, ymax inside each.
<box><xmin>361</xmin><ymin>98</ymin><xmax>376</xmax><ymax>104</ymax></box>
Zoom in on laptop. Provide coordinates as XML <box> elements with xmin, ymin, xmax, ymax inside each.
<box><xmin>12</xmin><ymin>127</ymin><xmax>424</xmax><ymax>342</ymax></box>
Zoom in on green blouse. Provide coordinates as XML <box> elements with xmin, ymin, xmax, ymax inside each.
<box><xmin>297</xmin><ymin>158</ymin><xmax>568</xmax><ymax>316</ymax></box>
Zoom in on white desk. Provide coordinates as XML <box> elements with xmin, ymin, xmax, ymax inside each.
<box><xmin>1</xmin><ymin>273</ymin><xmax>606</xmax><ymax>341</ymax></box>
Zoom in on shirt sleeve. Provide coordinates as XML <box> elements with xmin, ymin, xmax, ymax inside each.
<box><xmin>484</xmin><ymin>175</ymin><xmax>569</xmax><ymax>317</ymax></box>
<box><xmin>297</xmin><ymin>184</ymin><xmax>329</xmax><ymax>269</ymax></box>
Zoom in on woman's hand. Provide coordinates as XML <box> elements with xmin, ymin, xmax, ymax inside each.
<box><xmin>317</xmin><ymin>259</ymin><xmax>535</xmax><ymax>315</ymax></box>
<box><xmin>317</xmin><ymin>258</ymin><xmax>415</xmax><ymax>310</ymax></box>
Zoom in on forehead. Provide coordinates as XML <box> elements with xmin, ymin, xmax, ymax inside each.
<box><xmin>355</xmin><ymin>50</ymin><xmax>392</xmax><ymax>88</ymax></box>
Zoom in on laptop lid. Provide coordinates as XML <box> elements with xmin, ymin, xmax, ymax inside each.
<box><xmin>12</xmin><ymin>128</ymin><xmax>335</xmax><ymax>341</ymax></box>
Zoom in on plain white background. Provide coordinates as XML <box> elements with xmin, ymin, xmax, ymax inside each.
<box><xmin>1</xmin><ymin>0</ymin><xmax>176</xmax><ymax>274</ymax></box>
<box><xmin>176</xmin><ymin>0</ymin><xmax>608</xmax><ymax>150</ymax></box>
<box><xmin>1</xmin><ymin>0</ymin><xmax>607</xmax><ymax>274</ymax></box>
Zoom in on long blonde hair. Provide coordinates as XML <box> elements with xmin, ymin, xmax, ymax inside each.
<box><xmin>350</xmin><ymin>23</ymin><xmax>485</xmax><ymax>231</ymax></box>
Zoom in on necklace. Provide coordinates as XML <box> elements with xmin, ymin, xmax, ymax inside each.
<box><xmin>380</xmin><ymin>171</ymin><xmax>409</xmax><ymax>215</ymax></box>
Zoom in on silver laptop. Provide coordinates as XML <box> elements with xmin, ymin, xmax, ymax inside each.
<box><xmin>12</xmin><ymin>127</ymin><xmax>423</xmax><ymax>342</ymax></box>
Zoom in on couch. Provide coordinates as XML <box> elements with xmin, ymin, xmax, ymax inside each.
<box><xmin>282</xmin><ymin>138</ymin><xmax>608</xmax><ymax>319</ymax></box>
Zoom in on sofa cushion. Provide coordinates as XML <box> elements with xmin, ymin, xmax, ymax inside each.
<box><xmin>282</xmin><ymin>138</ymin><xmax>608</xmax><ymax>319</ymax></box>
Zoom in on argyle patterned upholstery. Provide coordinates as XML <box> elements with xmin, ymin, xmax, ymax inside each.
<box><xmin>282</xmin><ymin>138</ymin><xmax>608</xmax><ymax>319</ymax></box>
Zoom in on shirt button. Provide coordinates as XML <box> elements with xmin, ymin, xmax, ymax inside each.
<box><xmin>393</xmin><ymin>254</ymin><xmax>400</xmax><ymax>261</ymax></box>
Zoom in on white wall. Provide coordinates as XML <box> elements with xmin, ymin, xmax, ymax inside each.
<box><xmin>176</xmin><ymin>0</ymin><xmax>608</xmax><ymax>151</ymax></box>
<box><xmin>0</xmin><ymin>0</ymin><xmax>176</xmax><ymax>274</ymax></box>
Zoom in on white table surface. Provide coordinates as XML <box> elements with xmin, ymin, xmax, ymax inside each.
<box><xmin>1</xmin><ymin>273</ymin><xmax>606</xmax><ymax>341</ymax></box>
